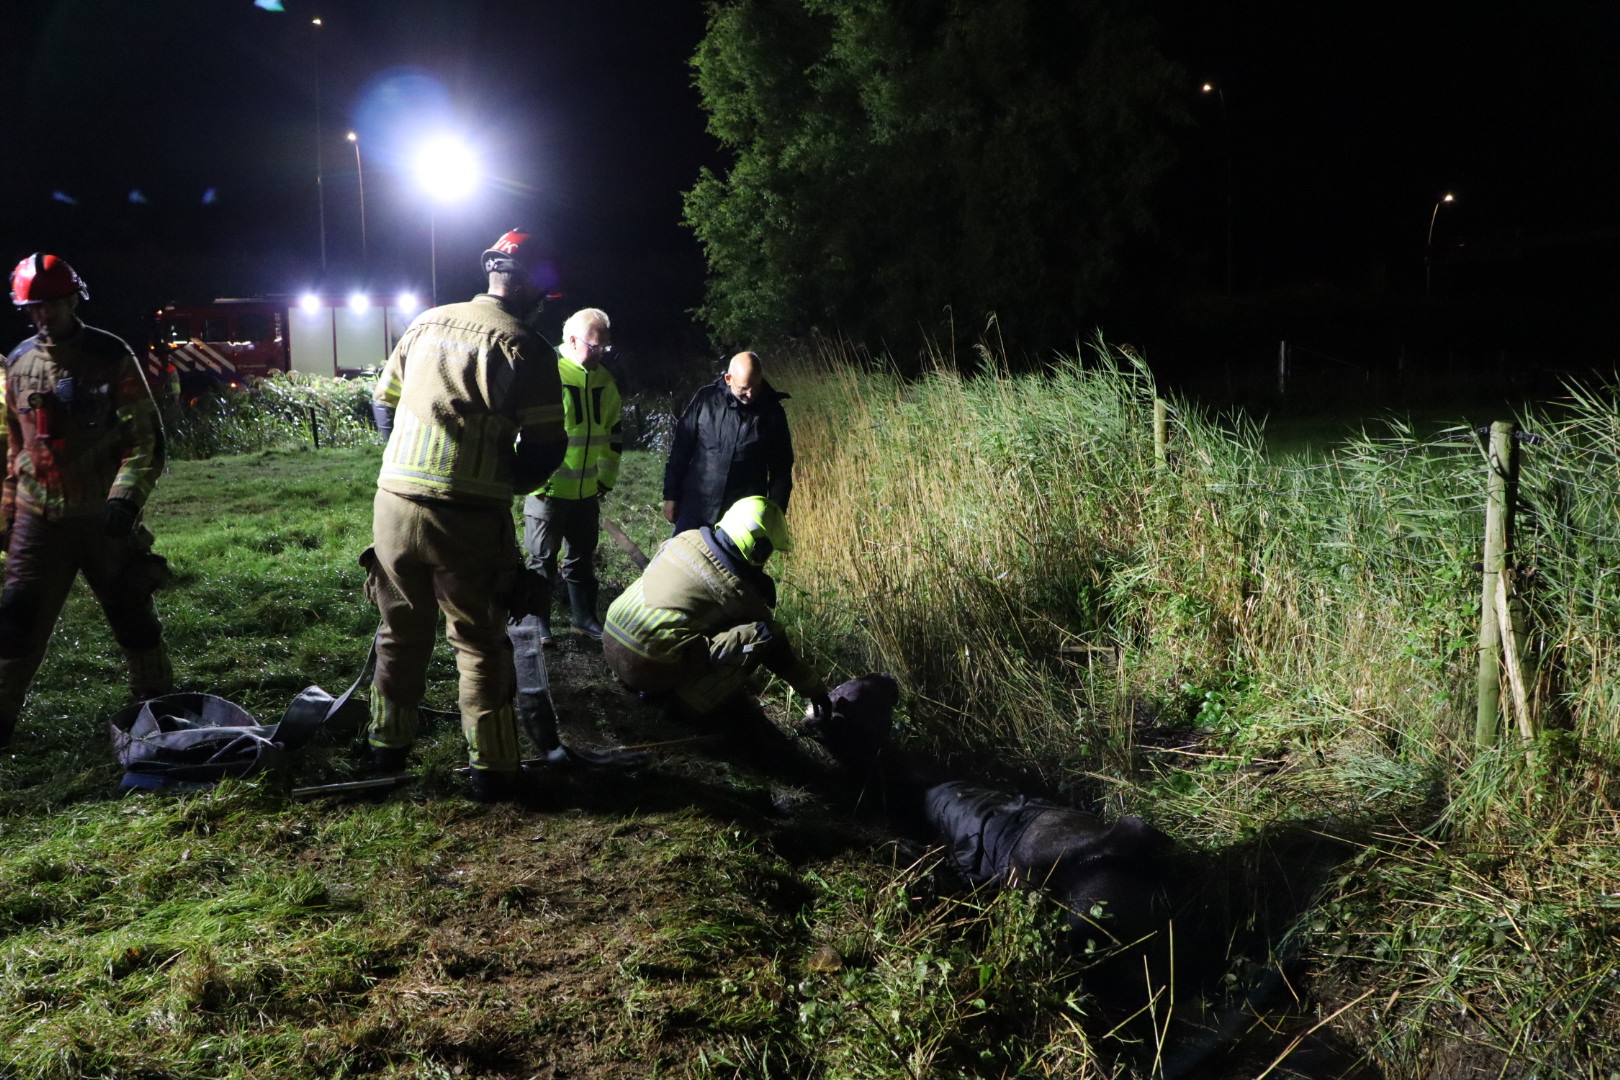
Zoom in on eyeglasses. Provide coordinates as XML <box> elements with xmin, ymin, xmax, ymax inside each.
<box><xmin>585</xmin><ymin>342</ymin><xmax>613</xmax><ymax>357</ymax></box>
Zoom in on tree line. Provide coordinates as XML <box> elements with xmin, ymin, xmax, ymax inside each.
<box><xmin>684</xmin><ymin>0</ymin><xmax>1185</xmax><ymax>362</ymax></box>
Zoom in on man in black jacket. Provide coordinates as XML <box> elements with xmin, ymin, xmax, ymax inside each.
<box><xmin>662</xmin><ymin>351</ymin><xmax>793</xmax><ymax>535</ymax></box>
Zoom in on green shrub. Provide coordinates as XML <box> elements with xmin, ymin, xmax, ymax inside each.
<box><xmin>167</xmin><ymin>374</ymin><xmax>379</xmax><ymax>459</ymax></box>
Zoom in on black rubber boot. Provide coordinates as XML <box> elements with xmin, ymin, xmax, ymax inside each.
<box><xmin>467</xmin><ymin>767</ymin><xmax>519</xmax><ymax>803</ymax></box>
<box><xmin>368</xmin><ymin>744</ymin><xmax>411</xmax><ymax>773</ymax></box>
<box><xmin>567</xmin><ymin>582</ymin><xmax>603</xmax><ymax>640</ymax></box>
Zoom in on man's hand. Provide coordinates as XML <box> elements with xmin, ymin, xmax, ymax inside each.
<box><xmin>807</xmin><ymin>693</ymin><xmax>833</xmax><ymax>730</ymax></box>
<box><xmin>104</xmin><ymin>498</ymin><xmax>139</xmax><ymax>539</ymax></box>
<box><xmin>662</xmin><ymin>499</ymin><xmax>677</xmax><ymax>524</ymax></box>
<box><xmin>796</xmin><ymin>692</ymin><xmax>834</xmax><ymax>739</ymax></box>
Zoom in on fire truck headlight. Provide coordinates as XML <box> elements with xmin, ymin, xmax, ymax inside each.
<box><xmin>299</xmin><ymin>293</ymin><xmax>322</xmax><ymax>314</ymax></box>
<box><xmin>397</xmin><ymin>292</ymin><xmax>419</xmax><ymax>313</ymax></box>
<box><xmin>348</xmin><ymin>292</ymin><xmax>370</xmax><ymax>313</ymax></box>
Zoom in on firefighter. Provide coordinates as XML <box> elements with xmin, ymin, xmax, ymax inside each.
<box><xmin>0</xmin><ymin>254</ymin><xmax>172</xmax><ymax>750</ymax></box>
<box><xmin>602</xmin><ymin>495</ymin><xmax>830</xmax><ymax>720</ymax></box>
<box><xmin>521</xmin><ymin>307</ymin><xmax>622</xmax><ymax>644</ymax></box>
<box><xmin>364</xmin><ymin>229</ymin><xmax>567</xmax><ymax>801</ymax></box>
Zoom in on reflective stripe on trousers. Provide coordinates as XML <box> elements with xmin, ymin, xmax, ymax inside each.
<box><xmin>366</xmin><ymin>489</ymin><xmax>521</xmax><ymax>770</ymax></box>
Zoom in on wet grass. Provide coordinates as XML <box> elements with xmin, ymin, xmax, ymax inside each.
<box><xmin>7</xmin><ymin>350</ymin><xmax>1616</xmax><ymax>1078</ymax></box>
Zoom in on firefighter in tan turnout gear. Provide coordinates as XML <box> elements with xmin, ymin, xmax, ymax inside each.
<box><xmin>603</xmin><ymin>496</ymin><xmax>829</xmax><ymax>719</ymax></box>
<box><xmin>0</xmin><ymin>254</ymin><xmax>172</xmax><ymax>750</ymax></box>
<box><xmin>365</xmin><ymin>229</ymin><xmax>567</xmax><ymax>801</ymax></box>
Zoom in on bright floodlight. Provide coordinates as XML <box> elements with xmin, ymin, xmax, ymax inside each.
<box><xmin>299</xmin><ymin>292</ymin><xmax>322</xmax><ymax>313</ymax></box>
<box><xmin>397</xmin><ymin>291</ymin><xmax>420</xmax><ymax>312</ymax></box>
<box><xmin>1443</xmin><ymin>193</ymin><xmax>1455</xmax><ymax>203</ymax></box>
<box><xmin>413</xmin><ymin>136</ymin><xmax>479</xmax><ymax>202</ymax></box>
<box><xmin>348</xmin><ymin>291</ymin><xmax>370</xmax><ymax>313</ymax></box>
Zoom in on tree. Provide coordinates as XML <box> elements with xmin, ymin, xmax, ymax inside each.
<box><xmin>685</xmin><ymin>0</ymin><xmax>1185</xmax><ymax>359</ymax></box>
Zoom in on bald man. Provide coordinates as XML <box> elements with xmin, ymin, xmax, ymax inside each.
<box><xmin>662</xmin><ymin>352</ymin><xmax>795</xmax><ymax>535</ymax></box>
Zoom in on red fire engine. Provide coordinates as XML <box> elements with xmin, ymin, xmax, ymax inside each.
<box><xmin>148</xmin><ymin>294</ymin><xmax>421</xmax><ymax>394</ymax></box>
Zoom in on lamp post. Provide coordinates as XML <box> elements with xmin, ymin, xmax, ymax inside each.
<box><xmin>312</xmin><ymin>16</ymin><xmax>327</xmax><ymax>271</ymax></box>
<box><xmin>412</xmin><ymin>136</ymin><xmax>480</xmax><ymax>304</ymax></box>
<box><xmin>1202</xmin><ymin>81</ymin><xmax>1233</xmax><ymax>295</ymax></box>
<box><xmin>347</xmin><ymin>131</ymin><xmax>367</xmax><ymax>263</ymax></box>
<box><xmin>1426</xmin><ymin>192</ymin><xmax>1455</xmax><ymax>301</ymax></box>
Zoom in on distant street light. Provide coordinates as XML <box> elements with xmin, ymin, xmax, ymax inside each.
<box><xmin>1426</xmin><ymin>192</ymin><xmax>1456</xmax><ymax>301</ymax></box>
<box><xmin>1202</xmin><ymin>81</ymin><xmax>1233</xmax><ymax>295</ymax></box>
<box><xmin>347</xmin><ymin>131</ymin><xmax>367</xmax><ymax>263</ymax></box>
<box><xmin>412</xmin><ymin>136</ymin><xmax>480</xmax><ymax>303</ymax></box>
<box><xmin>312</xmin><ymin>16</ymin><xmax>326</xmax><ymax>271</ymax></box>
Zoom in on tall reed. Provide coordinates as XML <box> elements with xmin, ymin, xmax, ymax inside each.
<box><xmin>772</xmin><ymin>333</ymin><xmax>1620</xmax><ymax>1075</ymax></box>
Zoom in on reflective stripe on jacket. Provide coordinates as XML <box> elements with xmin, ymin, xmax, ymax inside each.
<box><xmin>604</xmin><ymin>529</ymin><xmax>775</xmax><ymax>664</ymax></box>
<box><xmin>374</xmin><ymin>294</ymin><xmax>564</xmax><ymax>507</ymax></box>
<box><xmin>4</xmin><ymin>321</ymin><xmax>165</xmax><ymax>521</ymax></box>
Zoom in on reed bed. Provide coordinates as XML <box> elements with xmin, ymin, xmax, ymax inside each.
<box><xmin>772</xmin><ymin>334</ymin><xmax>1620</xmax><ymax>1077</ymax></box>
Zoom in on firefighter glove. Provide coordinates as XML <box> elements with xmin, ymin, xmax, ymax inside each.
<box><xmin>504</xmin><ymin>566</ymin><xmax>552</xmax><ymax>624</ymax></box>
<box><xmin>104</xmin><ymin>497</ymin><xmax>139</xmax><ymax>539</ymax></box>
<box><xmin>808</xmin><ymin>693</ymin><xmax>833</xmax><ymax>729</ymax></box>
<box><xmin>371</xmin><ymin>403</ymin><xmax>395</xmax><ymax>440</ymax></box>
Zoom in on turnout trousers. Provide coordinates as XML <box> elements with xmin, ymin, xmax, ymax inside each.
<box><xmin>0</xmin><ymin>508</ymin><xmax>172</xmax><ymax>735</ymax></box>
<box><xmin>603</xmin><ymin>618</ymin><xmax>780</xmax><ymax>715</ymax></box>
<box><xmin>365</xmin><ymin>489</ymin><xmax>521</xmax><ymax>771</ymax></box>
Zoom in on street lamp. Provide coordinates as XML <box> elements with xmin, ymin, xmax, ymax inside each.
<box><xmin>1202</xmin><ymin>81</ymin><xmax>1233</xmax><ymax>295</ymax></box>
<box><xmin>312</xmin><ymin>16</ymin><xmax>326</xmax><ymax>271</ymax></box>
<box><xmin>1426</xmin><ymin>192</ymin><xmax>1455</xmax><ymax>301</ymax></box>
<box><xmin>412</xmin><ymin>135</ymin><xmax>480</xmax><ymax>303</ymax></box>
<box><xmin>347</xmin><ymin>131</ymin><xmax>367</xmax><ymax>263</ymax></box>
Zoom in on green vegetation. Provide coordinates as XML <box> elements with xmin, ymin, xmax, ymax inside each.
<box><xmin>684</xmin><ymin>0</ymin><xmax>1182</xmax><ymax>354</ymax></box>
<box><xmin>166</xmin><ymin>374</ymin><xmax>378</xmax><ymax>460</ymax></box>
<box><xmin>3</xmin><ymin>360</ymin><xmax>1617</xmax><ymax>1078</ymax></box>
<box><xmin>774</xmin><ymin>336</ymin><xmax>1620</xmax><ymax>1076</ymax></box>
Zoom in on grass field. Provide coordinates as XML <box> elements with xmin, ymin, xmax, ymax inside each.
<box><xmin>2</xmin><ymin>352</ymin><xmax>1617</xmax><ymax>1078</ymax></box>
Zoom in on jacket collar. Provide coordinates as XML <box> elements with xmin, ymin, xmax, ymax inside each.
<box><xmin>700</xmin><ymin>526</ymin><xmax>778</xmax><ymax>608</ymax></box>
<box><xmin>712</xmin><ymin>374</ymin><xmax>790</xmax><ymax>409</ymax></box>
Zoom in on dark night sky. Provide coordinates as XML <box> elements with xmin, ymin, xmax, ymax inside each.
<box><xmin>3</xmin><ymin>0</ymin><xmax>1619</xmax><ymax>362</ymax></box>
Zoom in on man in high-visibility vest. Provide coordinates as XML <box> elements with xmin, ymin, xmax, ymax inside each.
<box><xmin>603</xmin><ymin>496</ymin><xmax>829</xmax><ymax>719</ymax></box>
<box><xmin>521</xmin><ymin>307</ymin><xmax>621</xmax><ymax>644</ymax></box>
<box><xmin>365</xmin><ymin>228</ymin><xmax>566</xmax><ymax>801</ymax></box>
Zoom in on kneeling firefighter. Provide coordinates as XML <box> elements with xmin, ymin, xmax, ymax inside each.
<box><xmin>0</xmin><ymin>254</ymin><xmax>172</xmax><ymax>749</ymax></box>
<box><xmin>603</xmin><ymin>496</ymin><xmax>828</xmax><ymax>718</ymax></box>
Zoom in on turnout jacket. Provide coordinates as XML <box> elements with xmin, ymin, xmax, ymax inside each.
<box><xmin>533</xmin><ymin>353</ymin><xmax>621</xmax><ymax>502</ymax></box>
<box><xmin>603</xmin><ymin>527</ymin><xmax>819</xmax><ymax>695</ymax></box>
<box><xmin>662</xmin><ymin>377</ymin><xmax>794</xmax><ymax>527</ymax></box>
<box><xmin>4</xmin><ymin>320</ymin><xmax>165</xmax><ymax>523</ymax></box>
<box><xmin>374</xmin><ymin>294</ymin><xmax>565</xmax><ymax>508</ymax></box>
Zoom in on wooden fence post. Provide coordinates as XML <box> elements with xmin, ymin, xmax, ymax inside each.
<box><xmin>1277</xmin><ymin>340</ymin><xmax>1288</xmax><ymax>397</ymax></box>
<box><xmin>1153</xmin><ymin>398</ymin><xmax>1167</xmax><ymax>468</ymax></box>
<box><xmin>1474</xmin><ymin>421</ymin><xmax>1518</xmax><ymax>749</ymax></box>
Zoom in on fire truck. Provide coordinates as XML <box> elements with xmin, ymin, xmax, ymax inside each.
<box><xmin>147</xmin><ymin>294</ymin><xmax>422</xmax><ymax>395</ymax></box>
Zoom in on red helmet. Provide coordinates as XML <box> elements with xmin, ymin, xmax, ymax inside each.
<box><xmin>11</xmin><ymin>253</ymin><xmax>88</xmax><ymax>306</ymax></box>
<box><xmin>480</xmin><ymin>228</ymin><xmax>539</xmax><ymax>274</ymax></box>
